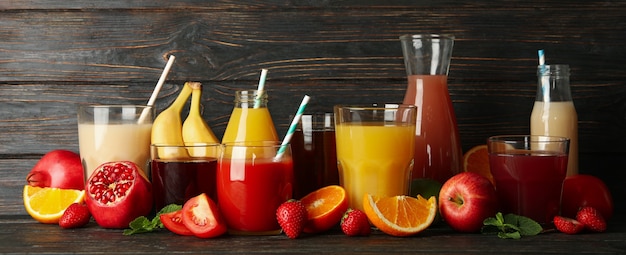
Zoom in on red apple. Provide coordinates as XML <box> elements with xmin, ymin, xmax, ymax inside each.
<box><xmin>26</xmin><ymin>149</ymin><xmax>85</xmax><ymax>190</ymax></box>
<box><xmin>438</xmin><ymin>172</ymin><xmax>498</xmax><ymax>233</ymax></box>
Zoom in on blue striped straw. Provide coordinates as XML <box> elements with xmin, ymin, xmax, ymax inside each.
<box><xmin>275</xmin><ymin>95</ymin><xmax>311</xmax><ymax>160</ymax></box>
<box><xmin>538</xmin><ymin>50</ymin><xmax>550</xmax><ymax>102</ymax></box>
<box><xmin>254</xmin><ymin>69</ymin><xmax>268</xmax><ymax>108</ymax></box>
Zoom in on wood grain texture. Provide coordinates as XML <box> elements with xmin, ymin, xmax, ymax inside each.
<box><xmin>0</xmin><ymin>215</ymin><xmax>624</xmax><ymax>254</ymax></box>
<box><xmin>1</xmin><ymin>0</ymin><xmax>625</xmax><ymax>215</ymax></box>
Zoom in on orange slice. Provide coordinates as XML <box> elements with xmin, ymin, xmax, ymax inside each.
<box><xmin>300</xmin><ymin>185</ymin><xmax>349</xmax><ymax>233</ymax></box>
<box><xmin>463</xmin><ymin>145</ymin><xmax>494</xmax><ymax>185</ymax></box>
<box><xmin>23</xmin><ymin>185</ymin><xmax>85</xmax><ymax>224</ymax></box>
<box><xmin>363</xmin><ymin>193</ymin><xmax>437</xmax><ymax>237</ymax></box>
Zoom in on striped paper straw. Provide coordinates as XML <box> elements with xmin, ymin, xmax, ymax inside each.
<box><xmin>537</xmin><ymin>49</ymin><xmax>550</xmax><ymax>102</ymax></box>
<box><xmin>275</xmin><ymin>95</ymin><xmax>311</xmax><ymax>160</ymax></box>
<box><xmin>254</xmin><ymin>69</ymin><xmax>268</xmax><ymax>108</ymax></box>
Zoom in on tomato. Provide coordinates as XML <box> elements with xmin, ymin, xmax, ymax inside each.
<box><xmin>160</xmin><ymin>210</ymin><xmax>194</xmax><ymax>236</ymax></box>
<box><xmin>562</xmin><ymin>174</ymin><xmax>613</xmax><ymax>220</ymax></box>
<box><xmin>181</xmin><ymin>193</ymin><xmax>227</xmax><ymax>238</ymax></box>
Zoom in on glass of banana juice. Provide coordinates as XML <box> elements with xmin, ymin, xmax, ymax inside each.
<box><xmin>150</xmin><ymin>143</ymin><xmax>220</xmax><ymax>211</ymax></box>
<box><xmin>77</xmin><ymin>105</ymin><xmax>153</xmax><ymax>182</ymax></box>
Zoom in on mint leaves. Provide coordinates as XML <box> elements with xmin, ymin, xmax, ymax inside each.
<box><xmin>481</xmin><ymin>212</ymin><xmax>543</xmax><ymax>239</ymax></box>
<box><xmin>123</xmin><ymin>204</ymin><xmax>182</xmax><ymax>235</ymax></box>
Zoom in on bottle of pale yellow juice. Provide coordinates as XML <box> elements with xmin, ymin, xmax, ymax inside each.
<box><xmin>530</xmin><ymin>64</ymin><xmax>578</xmax><ymax>176</ymax></box>
<box><xmin>222</xmin><ymin>90</ymin><xmax>279</xmax><ymax>144</ymax></box>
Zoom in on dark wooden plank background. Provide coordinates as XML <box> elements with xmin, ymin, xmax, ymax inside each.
<box><xmin>1</xmin><ymin>0</ymin><xmax>625</xmax><ymax>215</ymax></box>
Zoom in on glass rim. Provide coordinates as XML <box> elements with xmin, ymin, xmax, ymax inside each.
<box><xmin>399</xmin><ymin>34</ymin><xmax>455</xmax><ymax>40</ymax></box>
<box><xmin>78</xmin><ymin>104</ymin><xmax>153</xmax><ymax>109</ymax></box>
<box><xmin>488</xmin><ymin>135</ymin><xmax>570</xmax><ymax>143</ymax></box>
<box><xmin>151</xmin><ymin>143</ymin><xmax>221</xmax><ymax>148</ymax></box>
<box><xmin>334</xmin><ymin>104</ymin><xmax>417</xmax><ymax>111</ymax></box>
<box><xmin>222</xmin><ymin>141</ymin><xmax>286</xmax><ymax>147</ymax></box>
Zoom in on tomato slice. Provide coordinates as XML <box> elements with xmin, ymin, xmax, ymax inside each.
<box><xmin>160</xmin><ymin>210</ymin><xmax>194</xmax><ymax>236</ymax></box>
<box><xmin>182</xmin><ymin>193</ymin><xmax>227</xmax><ymax>238</ymax></box>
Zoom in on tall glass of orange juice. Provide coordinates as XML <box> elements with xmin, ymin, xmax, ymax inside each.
<box><xmin>334</xmin><ymin>104</ymin><xmax>417</xmax><ymax>211</ymax></box>
<box><xmin>222</xmin><ymin>90</ymin><xmax>279</xmax><ymax>144</ymax></box>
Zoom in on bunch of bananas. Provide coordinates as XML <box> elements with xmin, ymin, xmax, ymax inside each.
<box><xmin>151</xmin><ymin>81</ymin><xmax>219</xmax><ymax>159</ymax></box>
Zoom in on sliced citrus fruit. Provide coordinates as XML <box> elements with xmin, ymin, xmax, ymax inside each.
<box><xmin>23</xmin><ymin>185</ymin><xmax>86</xmax><ymax>224</ymax></box>
<box><xmin>300</xmin><ymin>185</ymin><xmax>349</xmax><ymax>233</ymax></box>
<box><xmin>363</xmin><ymin>193</ymin><xmax>437</xmax><ymax>237</ymax></box>
<box><xmin>463</xmin><ymin>145</ymin><xmax>494</xmax><ymax>185</ymax></box>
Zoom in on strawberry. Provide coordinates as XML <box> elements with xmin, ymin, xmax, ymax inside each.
<box><xmin>553</xmin><ymin>216</ymin><xmax>584</xmax><ymax>234</ymax></box>
<box><xmin>341</xmin><ymin>208</ymin><xmax>371</xmax><ymax>236</ymax></box>
<box><xmin>59</xmin><ymin>203</ymin><xmax>91</xmax><ymax>229</ymax></box>
<box><xmin>276</xmin><ymin>199</ymin><xmax>308</xmax><ymax>239</ymax></box>
<box><xmin>576</xmin><ymin>206</ymin><xmax>607</xmax><ymax>232</ymax></box>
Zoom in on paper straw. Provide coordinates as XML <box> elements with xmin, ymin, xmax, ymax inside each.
<box><xmin>138</xmin><ymin>55</ymin><xmax>176</xmax><ymax>124</ymax></box>
<box><xmin>275</xmin><ymin>95</ymin><xmax>311</xmax><ymax>160</ymax></box>
<box><xmin>537</xmin><ymin>50</ymin><xmax>550</xmax><ymax>102</ymax></box>
<box><xmin>254</xmin><ymin>69</ymin><xmax>268</xmax><ymax>108</ymax></box>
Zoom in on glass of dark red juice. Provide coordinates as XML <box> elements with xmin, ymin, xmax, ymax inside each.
<box><xmin>291</xmin><ymin>113</ymin><xmax>339</xmax><ymax>199</ymax></box>
<box><xmin>487</xmin><ymin>135</ymin><xmax>570</xmax><ymax>225</ymax></box>
<box><xmin>150</xmin><ymin>143</ymin><xmax>220</xmax><ymax>211</ymax></box>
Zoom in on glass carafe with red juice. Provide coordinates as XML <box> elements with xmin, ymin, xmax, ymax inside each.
<box><xmin>399</xmin><ymin>34</ymin><xmax>462</xmax><ymax>184</ymax></box>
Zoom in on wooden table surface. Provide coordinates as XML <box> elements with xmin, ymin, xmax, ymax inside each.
<box><xmin>1</xmin><ymin>215</ymin><xmax>624</xmax><ymax>254</ymax></box>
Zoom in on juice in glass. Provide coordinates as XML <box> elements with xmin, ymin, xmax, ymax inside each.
<box><xmin>150</xmin><ymin>144</ymin><xmax>220</xmax><ymax>211</ymax></box>
<box><xmin>292</xmin><ymin>113</ymin><xmax>338</xmax><ymax>199</ymax></box>
<box><xmin>151</xmin><ymin>159</ymin><xmax>217</xmax><ymax>211</ymax></box>
<box><xmin>487</xmin><ymin>135</ymin><xmax>569</xmax><ymax>225</ymax></box>
<box><xmin>531</xmin><ymin>101</ymin><xmax>578</xmax><ymax>176</ymax></box>
<box><xmin>222</xmin><ymin>90</ymin><xmax>278</xmax><ymax>144</ymax></box>
<box><xmin>403</xmin><ymin>74</ymin><xmax>462</xmax><ymax>184</ymax></box>
<box><xmin>77</xmin><ymin>105</ymin><xmax>153</xmax><ymax>181</ymax></box>
<box><xmin>217</xmin><ymin>143</ymin><xmax>293</xmax><ymax>235</ymax></box>
<box><xmin>334</xmin><ymin>105</ymin><xmax>416</xmax><ymax>211</ymax></box>
<box><xmin>489</xmin><ymin>152</ymin><xmax>567</xmax><ymax>224</ymax></box>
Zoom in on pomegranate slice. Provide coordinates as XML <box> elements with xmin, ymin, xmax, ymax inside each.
<box><xmin>85</xmin><ymin>161</ymin><xmax>152</xmax><ymax>229</ymax></box>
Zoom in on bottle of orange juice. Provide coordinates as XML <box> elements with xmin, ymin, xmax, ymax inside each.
<box><xmin>530</xmin><ymin>64</ymin><xmax>578</xmax><ymax>176</ymax></box>
<box><xmin>222</xmin><ymin>90</ymin><xmax>279</xmax><ymax>144</ymax></box>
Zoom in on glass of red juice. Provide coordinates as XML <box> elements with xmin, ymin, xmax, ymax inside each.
<box><xmin>217</xmin><ymin>141</ymin><xmax>294</xmax><ymax>235</ymax></box>
<box><xmin>150</xmin><ymin>143</ymin><xmax>220</xmax><ymax>212</ymax></box>
<box><xmin>487</xmin><ymin>135</ymin><xmax>569</xmax><ymax>225</ymax></box>
<box><xmin>292</xmin><ymin>113</ymin><xmax>338</xmax><ymax>199</ymax></box>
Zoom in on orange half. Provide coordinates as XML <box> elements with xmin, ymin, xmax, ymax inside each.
<box><xmin>463</xmin><ymin>145</ymin><xmax>494</xmax><ymax>185</ymax></box>
<box><xmin>300</xmin><ymin>185</ymin><xmax>349</xmax><ymax>233</ymax></box>
<box><xmin>363</xmin><ymin>193</ymin><xmax>437</xmax><ymax>237</ymax></box>
<box><xmin>23</xmin><ymin>185</ymin><xmax>85</xmax><ymax>224</ymax></box>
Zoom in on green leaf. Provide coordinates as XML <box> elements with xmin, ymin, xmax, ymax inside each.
<box><xmin>128</xmin><ymin>216</ymin><xmax>150</xmax><ymax>230</ymax></box>
<box><xmin>481</xmin><ymin>212</ymin><xmax>543</xmax><ymax>239</ymax></box>
<box><xmin>482</xmin><ymin>217</ymin><xmax>502</xmax><ymax>227</ymax></box>
<box><xmin>123</xmin><ymin>204</ymin><xmax>182</xmax><ymax>235</ymax></box>
<box><xmin>515</xmin><ymin>215</ymin><xmax>543</xmax><ymax>236</ymax></box>
<box><xmin>498</xmin><ymin>231</ymin><xmax>521</xmax><ymax>239</ymax></box>
<box><xmin>495</xmin><ymin>212</ymin><xmax>505</xmax><ymax>224</ymax></box>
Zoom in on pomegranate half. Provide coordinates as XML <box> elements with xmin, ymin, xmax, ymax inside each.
<box><xmin>85</xmin><ymin>161</ymin><xmax>152</xmax><ymax>228</ymax></box>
